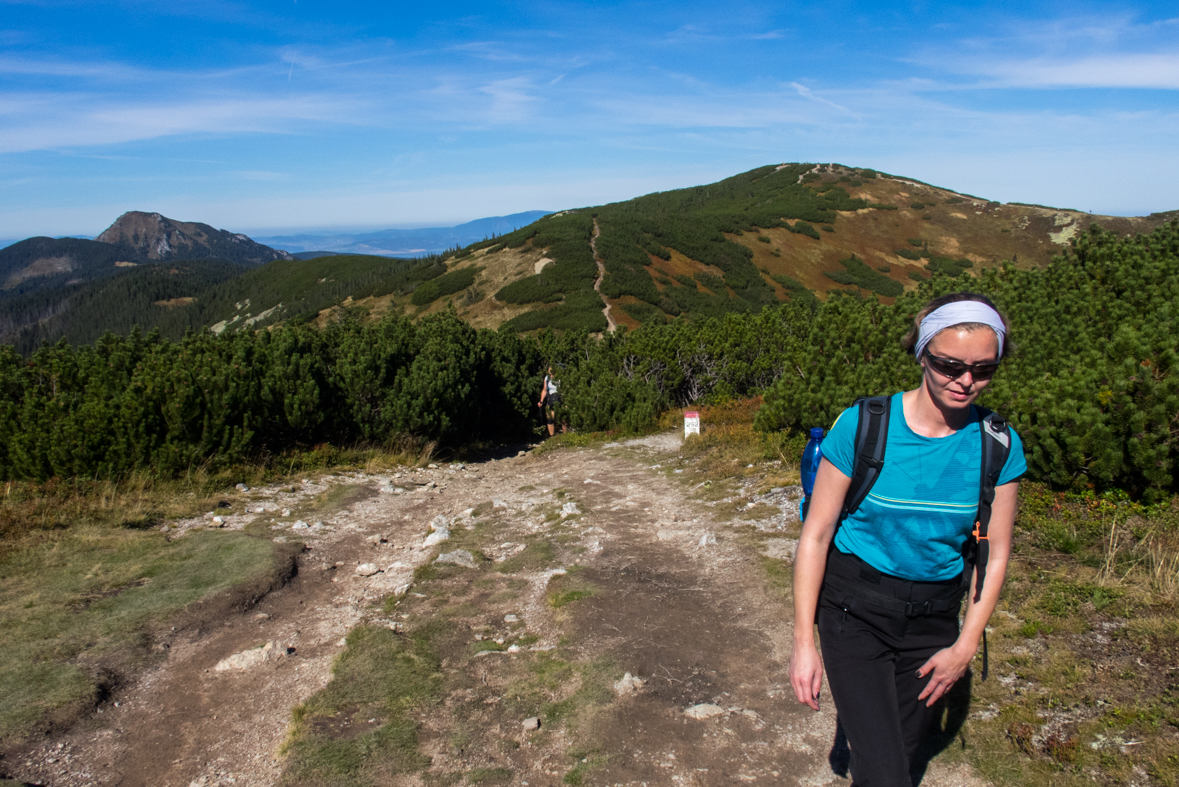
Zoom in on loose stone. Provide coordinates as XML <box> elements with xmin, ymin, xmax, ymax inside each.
<box><xmin>684</xmin><ymin>703</ymin><xmax>726</xmax><ymax>720</ymax></box>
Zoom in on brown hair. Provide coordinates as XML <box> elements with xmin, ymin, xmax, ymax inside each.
<box><xmin>902</xmin><ymin>292</ymin><xmax>1015</xmax><ymax>359</ymax></box>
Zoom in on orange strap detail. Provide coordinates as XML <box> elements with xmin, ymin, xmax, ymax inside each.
<box><xmin>972</xmin><ymin>521</ymin><xmax>990</xmax><ymax>541</ymax></box>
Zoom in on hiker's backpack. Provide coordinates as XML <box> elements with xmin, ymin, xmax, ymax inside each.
<box><xmin>841</xmin><ymin>395</ymin><xmax>1011</xmax><ymax>604</ymax></box>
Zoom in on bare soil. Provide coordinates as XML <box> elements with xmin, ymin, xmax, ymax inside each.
<box><xmin>4</xmin><ymin>436</ymin><xmax>993</xmax><ymax>787</ymax></box>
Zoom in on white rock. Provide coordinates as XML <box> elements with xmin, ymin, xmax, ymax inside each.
<box><xmin>281</xmin><ymin>509</ymin><xmax>291</xmax><ymax>517</ymax></box>
<box><xmin>461</xmin><ymin>508</ymin><xmax>475</xmax><ymax>517</ymax></box>
<box><xmin>435</xmin><ymin>549</ymin><xmax>476</xmax><ymax>568</ymax></box>
<box><xmin>235</xmin><ymin>483</ymin><xmax>249</xmax><ymax>492</ymax></box>
<box><xmin>504</xmin><ymin>614</ymin><xmax>519</xmax><ymax>623</ymax></box>
<box><xmin>367</xmin><ymin>534</ymin><xmax>388</xmax><ymax>545</ymax></box>
<box><xmin>212</xmin><ymin>516</ymin><xmax>224</xmax><ymax>525</ymax></box>
<box><xmin>584</xmin><ymin>478</ymin><xmax>600</xmax><ymax>484</ymax></box>
<box><xmin>522</xmin><ymin>716</ymin><xmax>541</xmax><ymax>731</ymax></box>
<box><xmin>424</xmin><ymin>528</ymin><xmax>450</xmax><ymax>546</ymax></box>
<box><xmin>762</xmin><ymin>538</ymin><xmax>798</xmax><ymax>561</ymax></box>
<box><xmin>561</xmin><ymin>502</ymin><xmax>581</xmax><ymax>516</ymax></box>
<box><xmin>292</xmin><ymin>520</ymin><xmax>309</xmax><ymax>530</ymax></box>
<box><xmin>427</xmin><ymin>463</ymin><xmax>438</xmax><ymax>469</ymax></box>
<box><xmin>492</xmin><ymin>498</ymin><xmax>510</xmax><ymax>508</ymax></box>
<box><xmin>699</xmin><ymin>533</ymin><xmax>717</xmax><ymax>546</ymax></box>
<box><xmin>430</xmin><ymin>515</ymin><xmax>449</xmax><ymax>531</ymax></box>
<box><xmin>355</xmin><ymin>563</ymin><xmax>381</xmax><ymax>577</ymax></box>
<box><xmin>684</xmin><ymin>703</ymin><xmax>726</xmax><ymax>720</ymax></box>
<box><xmin>394</xmin><ymin>583</ymin><xmax>411</xmax><ymax>595</ymax></box>
<box><xmin>213</xmin><ymin>641</ymin><xmax>287</xmax><ymax>672</ymax></box>
<box><xmin>613</xmin><ymin>672</ymin><xmax>646</xmax><ymax>696</ymax></box>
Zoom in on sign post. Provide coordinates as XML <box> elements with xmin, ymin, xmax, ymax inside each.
<box><xmin>684</xmin><ymin>411</ymin><xmax>700</xmax><ymax>438</ymax></box>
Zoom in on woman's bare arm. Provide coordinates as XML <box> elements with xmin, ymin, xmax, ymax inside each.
<box><xmin>790</xmin><ymin>457</ymin><xmax>852</xmax><ymax>710</ymax></box>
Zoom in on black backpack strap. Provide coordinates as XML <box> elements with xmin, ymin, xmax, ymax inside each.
<box><xmin>971</xmin><ymin>408</ymin><xmax>1011</xmax><ymax>604</ymax></box>
<box><xmin>842</xmin><ymin>396</ymin><xmax>891</xmax><ymax>518</ymax></box>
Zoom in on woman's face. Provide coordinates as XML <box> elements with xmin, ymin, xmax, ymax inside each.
<box><xmin>920</xmin><ymin>327</ymin><xmax>1000</xmax><ymax>410</ymax></box>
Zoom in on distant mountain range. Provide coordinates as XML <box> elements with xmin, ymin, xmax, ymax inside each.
<box><xmin>251</xmin><ymin>211</ymin><xmax>552</xmax><ymax>256</ymax></box>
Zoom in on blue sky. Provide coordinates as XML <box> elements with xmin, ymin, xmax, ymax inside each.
<box><xmin>2</xmin><ymin>1</ymin><xmax>1177</xmax><ymax>238</ymax></box>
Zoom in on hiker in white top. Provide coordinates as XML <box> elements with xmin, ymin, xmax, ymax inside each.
<box><xmin>538</xmin><ymin>366</ymin><xmax>564</xmax><ymax>437</ymax></box>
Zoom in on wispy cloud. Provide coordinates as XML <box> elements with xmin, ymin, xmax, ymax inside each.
<box><xmin>790</xmin><ymin>82</ymin><xmax>855</xmax><ymax>116</ymax></box>
<box><xmin>0</xmin><ymin>94</ymin><xmax>364</xmax><ymax>153</ymax></box>
<box><xmin>478</xmin><ymin>77</ymin><xmax>538</xmax><ymax>122</ymax></box>
<box><xmin>956</xmin><ymin>53</ymin><xmax>1179</xmax><ymax>89</ymax></box>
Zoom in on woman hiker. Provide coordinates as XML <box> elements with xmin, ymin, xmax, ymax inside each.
<box><xmin>538</xmin><ymin>365</ymin><xmax>564</xmax><ymax>437</ymax></box>
<box><xmin>789</xmin><ymin>292</ymin><xmax>1027</xmax><ymax>786</ymax></box>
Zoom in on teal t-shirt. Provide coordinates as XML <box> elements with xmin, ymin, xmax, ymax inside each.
<box><xmin>824</xmin><ymin>392</ymin><xmax>1027</xmax><ymax>581</ymax></box>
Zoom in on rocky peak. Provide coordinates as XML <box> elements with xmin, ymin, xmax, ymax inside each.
<box><xmin>96</xmin><ymin>211</ymin><xmax>293</xmax><ymax>264</ymax></box>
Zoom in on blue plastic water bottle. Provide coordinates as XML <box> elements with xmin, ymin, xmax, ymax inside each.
<box><xmin>800</xmin><ymin>427</ymin><xmax>824</xmax><ymax>520</ymax></box>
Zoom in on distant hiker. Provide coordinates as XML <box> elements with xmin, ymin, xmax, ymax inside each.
<box><xmin>538</xmin><ymin>365</ymin><xmax>564</xmax><ymax>437</ymax></box>
<box><xmin>789</xmin><ymin>292</ymin><xmax>1026</xmax><ymax>786</ymax></box>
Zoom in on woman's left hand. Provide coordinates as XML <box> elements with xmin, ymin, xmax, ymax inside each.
<box><xmin>916</xmin><ymin>643</ymin><xmax>974</xmax><ymax>707</ymax></box>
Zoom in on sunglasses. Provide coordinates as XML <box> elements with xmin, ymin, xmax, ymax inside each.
<box><xmin>923</xmin><ymin>351</ymin><xmax>1001</xmax><ymax>381</ymax></box>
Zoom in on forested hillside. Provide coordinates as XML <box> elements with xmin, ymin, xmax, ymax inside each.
<box><xmin>0</xmin><ymin>254</ymin><xmax>453</xmax><ymax>352</ymax></box>
<box><xmin>1</xmin><ymin>221</ymin><xmax>1175</xmax><ymax>500</ymax></box>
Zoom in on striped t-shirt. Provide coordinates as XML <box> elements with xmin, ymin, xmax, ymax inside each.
<box><xmin>824</xmin><ymin>392</ymin><xmax>1026</xmax><ymax>582</ymax></box>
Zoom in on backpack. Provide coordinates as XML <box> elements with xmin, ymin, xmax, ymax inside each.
<box><xmin>841</xmin><ymin>395</ymin><xmax>1011</xmax><ymax>604</ymax></box>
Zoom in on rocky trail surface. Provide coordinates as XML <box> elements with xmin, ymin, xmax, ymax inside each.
<box><xmin>9</xmin><ymin>435</ymin><xmax>990</xmax><ymax>787</ymax></box>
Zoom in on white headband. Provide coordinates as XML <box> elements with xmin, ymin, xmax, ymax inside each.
<box><xmin>915</xmin><ymin>301</ymin><xmax>1006</xmax><ymax>359</ymax></box>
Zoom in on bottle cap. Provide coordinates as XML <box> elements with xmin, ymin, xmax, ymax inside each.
<box><xmin>810</xmin><ymin>427</ymin><xmax>824</xmax><ymax>438</ymax></box>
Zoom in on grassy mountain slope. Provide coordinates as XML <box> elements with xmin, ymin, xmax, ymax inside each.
<box><xmin>406</xmin><ymin>163</ymin><xmax>1174</xmax><ymax>331</ymax></box>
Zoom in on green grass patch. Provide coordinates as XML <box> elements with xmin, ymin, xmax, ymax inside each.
<box><xmin>563</xmin><ymin>753</ymin><xmax>609</xmax><ymax>785</ymax></box>
<box><xmin>281</xmin><ymin>623</ymin><xmax>443</xmax><ymax>785</ymax></box>
<box><xmin>545</xmin><ymin>570</ymin><xmax>596</xmax><ymax>609</ymax></box>
<box><xmin>496</xmin><ymin>541</ymin><xmax>556</xmax><ymax>574</ymax></box>
<box><xmin>0</xmin><ymin>526</ymin><xmax>282</xmax><ymax>743</ymax></box>
<box><xmin>548</xmin><ymin>589</ymin><xmax>593</xmax><ymax>608</ymax></box>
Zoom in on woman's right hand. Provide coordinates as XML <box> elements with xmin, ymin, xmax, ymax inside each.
<box><xmin>789</xmin><ymin>642</ymin><xmax>824</xmax><ymax>711</ymax></box>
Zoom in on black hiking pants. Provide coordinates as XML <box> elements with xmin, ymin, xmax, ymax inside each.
<box><xmin>817</xmin><ymin>549</ymin><xmax>965</xmax><ymax>787</ymax></box>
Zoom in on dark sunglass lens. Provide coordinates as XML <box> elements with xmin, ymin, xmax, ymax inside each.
<box><xmin>929</xmin><ymin>356</ymin><xmax>967</xmax><ymax>377</ymax></box>
<box><xmin>972</xmin><ymin>363</ymin><xmax>1000</xmax><ymax>380</ymax></box>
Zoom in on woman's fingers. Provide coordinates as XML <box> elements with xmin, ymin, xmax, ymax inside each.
<box><xmin>789</xmin><ymin>650</ymin><xmax>823</xmax><ymax>711</ymax></box>
<box><xmin>917</xmin><ymin>648</ymin><xmax>970</xmax><ymax>706</ymax></box>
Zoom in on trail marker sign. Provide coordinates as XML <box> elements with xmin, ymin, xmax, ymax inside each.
<box><xmin>684</xmin><ymin>411</ymin><xmax>700</xmax><ymax>437</ymax></box>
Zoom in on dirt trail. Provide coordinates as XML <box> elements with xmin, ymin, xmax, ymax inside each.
<box><xmin>590</xmin><ymin>219</ymin><xmax>617</xmax><ymax>333</ymax></box>
<box><xmin>9</xmin><ymin>438</ymin><xmax>991</xmax><ymax>787</ymax></box>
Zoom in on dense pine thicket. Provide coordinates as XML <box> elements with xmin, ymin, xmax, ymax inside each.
<box><xmin>0</xmin><ymin>222</ymin><xmax>1175</xmax><ymax>498</ymax></box>
<box><xmin>0</xmin><ymin>312</ymin><xmax>541</xmax><ymax>479</ymax></box>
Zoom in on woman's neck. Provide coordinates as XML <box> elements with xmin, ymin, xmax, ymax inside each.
<box><xmin>902</xmin><ymin>382</ymin><xmax>973</xmax><ymax>438</ymax></box>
